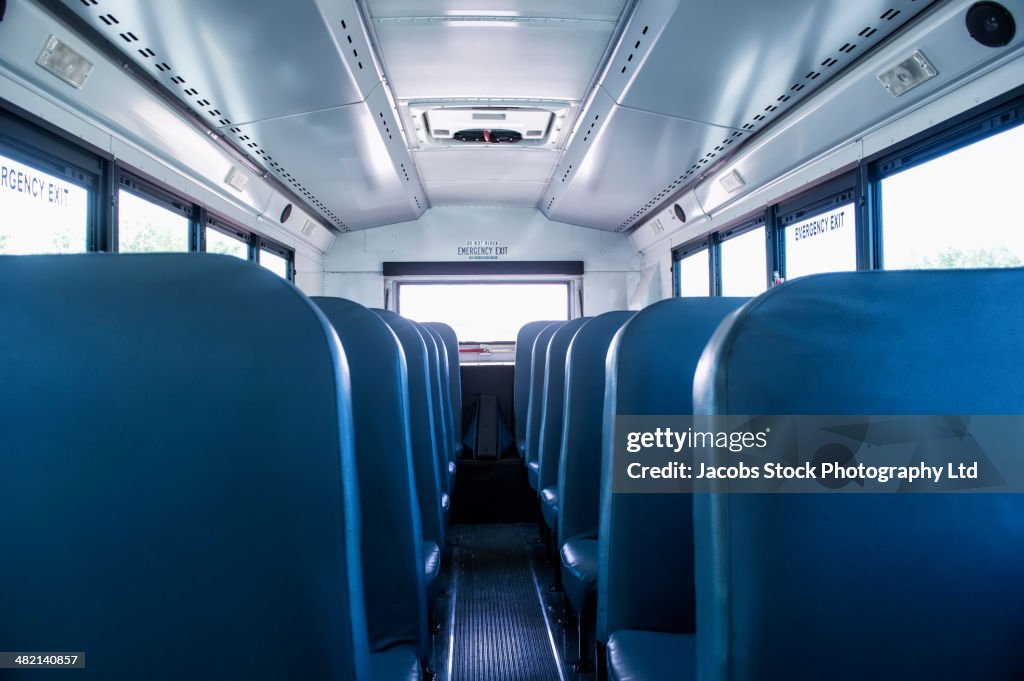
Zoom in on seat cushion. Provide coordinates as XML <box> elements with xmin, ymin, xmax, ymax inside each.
<box><xmin>371</xmin><ymin>646</ymin><xmax>422</xmax><ymax>681</ymax></box>
<box><xmin>560</xmin><ymin>537</ymin><xmax>598</xmax><ymax>612</ymax></box>
<box><xmin>527</xmin><ymin>460</ymin><xmax>540</xmax><ymax>490</ymax></box>
<box><xmin>539</xmin><ymin>486</ymin><xmax>559</xmax><ymax>531</ymax></box>
<box><xmin>606</xmin><ymin>630</ymin><xmax>695</xmax><ymax>681</ymax></box>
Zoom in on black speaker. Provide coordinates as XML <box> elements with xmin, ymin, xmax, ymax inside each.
<box><xmin>966</xmin><ymin>2</ymin><xmax>1016</xmax><ymax>47</ymax></box>
<box><xmin>673</xmin><ymin>202</ymin><xmax>686</xmax><ymax>223</ymax></box>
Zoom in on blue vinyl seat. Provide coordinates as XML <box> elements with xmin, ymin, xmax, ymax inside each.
<box><xmin>606</xmin><ymin>631</ymin><xmax>695</xmax><ymax>681</ymax></box>
<box><xmin>599</xmin><ymin>298</ymin><xmax>748</xmax><ymax>679</ymax></box>
<box><xmin>0</xmin><ymin>254</ymin><xmax>372</xmax><ymax>680</ymax></box>
<box><xmin>415</xmin><ymin>322</ymin><xmax>453</xmax><ymax>515</ymax></box>
<box><xmin>312</xmin><ymin>297</ymin><xmax>428</xmax><ymax>672</ymax></box>
<box><xmin>537</xmin><ymin>317</ymin><xmax>591</xmax><ymax>533</ymax></box>
<box><xmin>371</xmin><ymin>649</ymin><xmax>424</xmax><ymax>681</ymax></box>
<box><xmin>526</xmin><ymin>322</ymin><xmax>565</xmax><ymax>491</ymax></box>
<box><xmin>425</xmin><ymin>322</ymin><xmax>462</xmax><ymax>483</ymax></box>
<box><xmin>681</xmin><ymin>270</ymin><xmax>1024</xmax><ymax>681</ymax></box>
<box><xmin>373</xmin><ymin>310</ymin><xmax>446</xmax><ymax>610</ymax></box>
<box><xmin>557</xmin><ymin>311</ymin><xmax>635</xmax><ymax>616</ymax></box>
<box><xmin>514</xmin><ymin>321</ymin><xmax>559</xmax><ymax>457</ymax></box>
<box><xmin>421</xmin><ymin>324</ymin><xmax>456</xmax><ymax>494</ymax></box>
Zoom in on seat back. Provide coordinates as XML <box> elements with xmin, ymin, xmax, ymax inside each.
<box><xmin>693</xmin><ymin>270</ymin><xmax>1024</xmax><ymax>680</ymax></box>
<box><xmin>557</xmin><ymin>311</ymin><xmax>636</xmax><ymax>549</ymax></box>
<box><xmin>373</xmin><ymin>309</ymin><xmax>446</xmax><ymax>548</ymax></box>
<box><xmin>0</xmin><ymin>254</ymin><xmax>371</xmax><ymax>680</ymax></box>
<box><xmin>525</xmin><ymin>322</ymin><xmax>565</xmax><ymax>484</ymax></box>
<box><xmin>514</xmin><ymin>320</ymin><xmax>559</xmax><ymax>452</ymax></box>
<box><xmin>598</xmin><ymin>298</ymin><xmax>748</xmax><ymax>643</ymax></box>
<box><xmin>313</xmin><ymin>297</ymin><xmax>428</xmax><ymax>659</ymax></box>
<box><xmin>425</xmin><ymin>322</ymin><xmax>463</xmax><ymax>463</ymax></box>
<box><xmin>536</xmin><ymin>317</ymin><xmax>591</xmax><ymax>501</ymax></box>
<box><xmin>421</xmin><ymin>324</ymin><xmax>455</xmax><ymax>491</ymax></box>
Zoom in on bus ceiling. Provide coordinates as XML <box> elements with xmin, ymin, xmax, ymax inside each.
<box><xmin>31</xmin><ymin>0</ymin><xmax>967</xmax><ymax>233</ymax></box>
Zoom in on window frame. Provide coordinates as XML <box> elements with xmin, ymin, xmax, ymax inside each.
<box><xmin>0</xmin><ymin>104</ymin><xmax>104</xmax><ymax>253</ymax></box>
<box><xmin>203</xmin><ymin>215</ymin><xmax>253</xmax><ymax>260</ymax></box>
<box><xmin>116</xmin><ymin>173</ymin><xmax>195</xmax><ymax>253</ymax></box>
<box><xmin>385</xmin><ymin>261</ymin><xmax>584</xmax><ymax>317</ymax></box>
<box><xmin>671</xmin><ymin>237</ymin><xmax>712</xmax><ymax>297</ymax></box>
<box><xmin>393</xmin><ymin>277</ymin><xmax>576</xmax><ymax>344</ymax></box>
<box><xmin>869</xmin><ymin>92</ymin><xmax>1024</xmax><ymax>270</ymax></box>
<box><xmin>257</xmin><ymin>237</ymin><xmax>295</xmax><ymax>282</ymax></box>
<box><xmin>716</xmin><ymin>214</ymin><xmax>769</xmax><ymax>296</ymax></box>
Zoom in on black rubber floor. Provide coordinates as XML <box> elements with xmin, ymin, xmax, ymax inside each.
<box><xmin>451</xmin><ymin>524</ymin><xmax>562</xmax><ymax>681</ymax></box>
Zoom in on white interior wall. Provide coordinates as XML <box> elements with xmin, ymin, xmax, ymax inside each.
<box><xmin>324</xmin><ymin>206</ymin><xmax>641</xmax><ymax>313</ymax></box>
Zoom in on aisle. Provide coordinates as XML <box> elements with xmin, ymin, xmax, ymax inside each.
<box><xmin>450</xmin><ymin>524</ymin><xmax>564</xmax><ymax>681</ymax></box>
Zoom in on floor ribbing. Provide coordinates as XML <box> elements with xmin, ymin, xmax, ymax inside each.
<box><xmin>450</xmin><ymin>524</ymin><xmax>563</xmax><ymax>681</ymax></box>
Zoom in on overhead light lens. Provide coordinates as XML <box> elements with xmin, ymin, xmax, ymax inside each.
<box><xmin>36</xmin><ymin>35</ymin><xmax>94</xmax><ymax>89</ymax></box>
<box><xmin>877</xmin><ymin>50</ymin><xmax>937</xmax><ymax>97</ymax></box>
<box><xmin>225</xmin><ymin>166</ymin><xmax>248</xmax><ymax>192</ymax></box>
<box><xmin>719</xmin><ymin>169</ymin><xmax>746</xmax><ymax>193</ymax></box>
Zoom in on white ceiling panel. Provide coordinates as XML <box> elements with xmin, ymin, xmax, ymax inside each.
<box><xmin>545</xmin><ymin>89</ymin><xmax>736</xmax><ymax>231</ymax></box>
<box><xmin>425</xmin><ymin>181</ymin><xmax>547</xmax><ymax>207</ymax></box>
<box><xmin>59</xmin><ymin>0</ymin><xmax>378</xmax><ymax>125</ymax></box>
<box><xmin>367</xmin><ymin>0</ymin><xmax>628</xmax><ymax>211</ymax></box>
<box><xmin>544</xmin><ymin>0</ymin><xmax>937</xmax><ymax>231</ymax></box>
<box><xmin>232</xmin><ymin>103</ymin><xmax>423</xmax><ymax>230</ymax></box>
<box><xmin>369</xmin><ymin>0</ymin><xmax>627</xmax><ymax>22</ymax></box>
<box><xmin>415</xmin><ymin>149</ymin><xmax>559</xmax><ymax>183</ymax></box>
<box><xmin>372</xmin><ymin>18</ymin><xmax>618</xmax><ymax>101</ymax></box>
<box><xmin>601</xmin><ymin>0</ymin><xmax>931</xmax><ymax>128</ymax></box>
<box><xmin>60</xmin><ymin>0</ymin><xmax>427</xmax><ymax>232</ymax></box>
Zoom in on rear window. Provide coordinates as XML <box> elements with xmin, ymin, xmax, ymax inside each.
<box><xmin>397</xmin><ymin>282</ymin><xmax>570</xmax><ymax>343</ymax></box>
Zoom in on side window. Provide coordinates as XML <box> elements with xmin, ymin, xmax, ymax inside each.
<box><xmin>719</xmin><ymin>225</ymin><xmax>767</xmax><ymax>296</ymax></box>
<box><xmin>117</xmin><ymin>188</ymin><xmax>190</xmax><ymax>253</ymax></box>
<box><xmin>0</xmin><ymin>151</ymin><xmax>90</xmax><ymax>254</ymax></box>
<box><xmin>674</xmin><ymin>245</ymin><xmax>711</xmax><ymax>297</ymax></box>
<box><xmin>206</xmin><ymin>226</ymin><xmax>249</xmax><ymax>259</ymax></box>
<box><xmin>259</xmin><ymin>246</ymin><xmax>291</xmax><ymax>280</ymax></box>
<box><xmin>779</xmin><ymin>201</ymin><xmax>857</xmax><ymax>281</ymax></box>
<box><xmin>880</xmin><ymin>122</ymin><xmax>1024</xmax><ymax>269</ymax></box>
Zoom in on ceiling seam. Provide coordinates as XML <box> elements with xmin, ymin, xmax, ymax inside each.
<box><xmin>539</xmin><ymin>0</ymin><xmax>640</xmax><ymax>211</ymax></box>
<box><xmin>355</xmin><ymin>0</ymin><xmax>430</xmax><ymax>213</ymax></box>
<box><xmin>599</xmin><ymin>86</ymin><xmax>751</xmax><ymax>131</ymax></box>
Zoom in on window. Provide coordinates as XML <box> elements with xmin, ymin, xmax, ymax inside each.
<box><xmin>2</xmin><ymin>106</ymin><xmax>301</xmax><ymax>268</ymax></box>
<box><xmin>675</xmin><ymin>247</ymin><xmax>711</xmax><ymax>297</ymax></box>
<box><xmin>118</xmin><ymin>189</ymin><xmax>189</xmax><ymax>253</ymax></box>
<box><xmin>881</xmin><ymin>122</ymin><xmax>1024</xmax><ymax>270</ymax></box>
<box><xmin>0</xmin><ymin>151</ymin><xmax>89</xmax><ymax>254</ymax></box>
<box><xmin>259</xmin><ymin>248</ymin><xmax>290</xmax><ymax>279</ymax></box>
<box><xmin>397</xmin><ymin>282</ymin><xmax>570</xmax><ymax>343</ymax></box>
<box><xmin>782</xmin><ymin>202</ymin><xmax>857</xmax><ymax>280</ymax></box>
<box><xmin>720</xmin><ymin>226</ymin><xmax>767</xmax><ymax>296</ymax></box>
<box><xmin>206</xmin><ymin>228</ymin><xmax>248</xmax><ymax>259</ymax></box>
